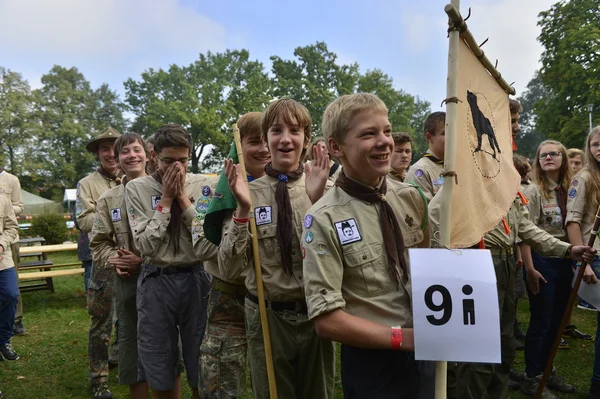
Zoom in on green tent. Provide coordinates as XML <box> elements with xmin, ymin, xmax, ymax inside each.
<box><xmin>21</xmin><ymin>189</ymin><xmax>62</xmax><ymax>215</ymax></box>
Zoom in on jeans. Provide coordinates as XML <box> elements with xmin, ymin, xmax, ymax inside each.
<box><xmin>0</xmin><ymin>267</ymin><xmax>19</xmax><ymax>344</ymax></box>
<box><xmin>82</xmin><ymin>259</ymin><xmax>92</xmax><ymax>292</ymax></box>
<box><xmin>523</xmin><ymin>252</ymin><xmax>573</xmax><ymax>377</ymax></box>
<box><xmin>590</xmin><ymin>257</ymin><xmax>600</xmax><ymax>382</ymax></box>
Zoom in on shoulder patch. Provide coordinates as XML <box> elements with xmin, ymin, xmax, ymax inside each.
<box><xmin>568</xmin><ymin>188</ymin><xmax>577</xmax><ymax>199</ymax></box>
<box><xmin>572</xmin><ymin>179</ymin><xmax>579</xmax><ymax>187</ymax></box>
<box><xmin>415</xmin><ymin>169</ymin><xmax>424</xmax><ymax>177</ymax></box>
<box><xmin>110</xmin><ymin>208</ymin><xmax>122</xmax><ymax>222</ymax></box>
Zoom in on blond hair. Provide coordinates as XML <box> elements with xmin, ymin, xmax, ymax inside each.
<box><xmin>262</xmin><ymin>98</ymin><xmax>311</xmax><ymax>158</ymax></box>
<box><xmin>532</xmin><ymin>140</ymin><xmax>572</xmax><ymax>200</ymax></box>
<box><xmin>581</xmin><ymin>126</ymin><xmax>600</xmax><ymax>213</ymax></box>
<box><xmin>322</xmin><ymin>93</ymin><xmax>388</xmax><ymax>148</ymax></box>
<box><xmin>567</xmin><ymin>148</ymin><xmax>584</xmax><ymax>159</ymax></box>
<box><xmin>237</xmin><ymin>112</ymin><xmax>263</xmax><ymax>141</ymax></box>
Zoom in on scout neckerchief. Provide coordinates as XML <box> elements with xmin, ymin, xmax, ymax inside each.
<box><xmin>151</xmin><ymin>170</ymin><xmax>194</xmax><ymax>255</ymax></box>
<box><xmin>555</xmin><ymin>184</ymin><xmax>568</xmax><ymax>228</ymax></box>
<box><xmin>98</xmin><ymin>167</ymin><xmax>122</xmax><ymax>185</ymax></box>
<box><xmin>389</xmin><ymin>169</ymin><xmax>405</xmax><ymax>182</ymax></box>
<box><xmin>423</xmin><ymin>152</ymin><xmax>444</xmax><ymax>165</ymax></box>
<box><xmin>335</xmin><ymin>172</ymin><xmax>408</xmax><ymax>287</ymax></box>
<box><xmin>264</xmin><ymin>162</ymin><xmax>304</xmax><ymax>275</ymax></box>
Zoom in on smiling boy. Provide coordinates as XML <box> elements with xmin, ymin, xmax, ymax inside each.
<box><xmin>301</xmin><ymin>93</ymin><xmax>430</xmax><ymax>399</ymax></box>
<box><xmin>219</xmin><ymin>98</ymin><xmax>333</xmax><ymax>399</ymax></box>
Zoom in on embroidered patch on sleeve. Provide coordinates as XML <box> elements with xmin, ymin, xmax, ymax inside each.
<box><xmin>334</xmin><ymin>218</ymin><xmax>361</xmax><ymax>245</ymax></box>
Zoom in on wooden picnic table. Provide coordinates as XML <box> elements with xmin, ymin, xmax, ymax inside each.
<box><xmin>19</xmin><ymin>242</ymin><xmax>77</xmax><ymax>255</ymax></box>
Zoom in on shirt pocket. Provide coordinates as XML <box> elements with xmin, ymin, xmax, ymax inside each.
<box><xmin>114</xmin><ymin>222</ymin><xmax>132</xmax><ymax>250</ymax></box>
<box><xmin>403</xmin><ymin>228</ymin><xmax>424</xmax><ymax>248</ymax></box>
<box><xmin>343</xmin><ymin>242</ymin><xmax>388</xmax><ymax>297</ymax></box>
<box><xmin>256</xmin><ymin>224</ymin><xmax>281</xmax><ymax>267</ymax></box>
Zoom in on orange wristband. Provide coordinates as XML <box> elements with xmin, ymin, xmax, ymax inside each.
<box><xmin>391</xmin><ymin>326</ymin><xmax>403</xmax><ymax>349</ymax></box>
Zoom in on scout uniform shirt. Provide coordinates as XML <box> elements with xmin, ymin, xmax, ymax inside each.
<box><xmin>387</xmin><ymin>170</ymin><xmax>406</xmax><ymax>183</ymax></box>
<box><xmin>405</xmin><ymin>151</ymin><xmax>444</xmax><ymax>202</ymax></box>
<box><xmin>219</xmin><ymin>174</ymin><xmax>331</xmax><ymax>301</ymax></box>
<box><xmin>524</xmin><ymin>181</ymin><xmax>567</xmax><ymax>241</ymax></box>
<box><xmin>566</xmin><ymin>171</ymin><xmax>598</xmax><ymax>247</ymax></box>
<box><xmin>0</xmin><ymin>171</ymin><xmax>23</xmax><ymax>217</ymax></box>
<box><xmin>90</xmin><ymin>183</ymin><xmax>139</xmax><ymax>270</ymax></box>
<box><xmin>76</xmin><ymin>171</ymin><xmax>121</xmax><ymax>234</ymax></box>
<box><xmin>302</xmin><ymin>179</ymin><xmax>428</xmax><ymax>327</ymax></box>
<box><xmin>0</xmin><ymin>196</ymin><xmax>19</xmax><ymax>272</ymax></box>
<box><xmin>126</xmin><ymin>173</ymin><xmax>217</xmax><ymax>267</ymax></box>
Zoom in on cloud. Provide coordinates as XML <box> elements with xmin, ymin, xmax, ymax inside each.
<box><xmin>0</xmin><ymin>0</ymin><xmax>239</xmax><ymax>57</ymax></box>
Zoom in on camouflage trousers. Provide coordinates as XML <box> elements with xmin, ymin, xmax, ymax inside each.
<box><xmin>199</xmin><ymin>281</ymin><xmax>248</xmax><ymax>399</ymax></box>
<box><xmin>88</xmin><ymin>264</ymin><xmax>118</xmax><ymax>387</ymax></box>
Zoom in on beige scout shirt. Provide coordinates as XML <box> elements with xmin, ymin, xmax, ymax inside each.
<box><xmin>126</xmin><ymin>174</ymin><xmax>217</xmax><ymax>267</ymax></box>
<box><xmin>76</xmin><ymin>171</ymin><xmax>121</xmax><ymax>234</ymax></box>
<box><xmin>404</xmin><ymin>151</ymin><xmax>444</xmax><ymax>202</ymax></box>
<box><xmin>387</xmin><ymin>170</ymin><xmax>405</xmax><ymax>183</ymax></box>
<box><xmin>0</xmin><ymin>171</ymin><xmax>23</xmax><ymax>216</ymax></box>
<box><xmin>0</xmin><ymin>196</ymin><xmax>19</xmax><ymax>271</ymax></box>
<box><xmin>90</xmin><ymin>184</ymin><xmax>139</xmax><ymax>270</ymax></box>
<box><xmin>566</xmin><ymin>171</ymin><xmax>596</xmax><ymax>246</ymax></box>
<box><xmin>524</xmin><ymin>181</ymin><xmax>568</xmax><ymax>241</ymax></box>
<box><xmin>218</xmin><ymin>174</ymin><xmax>333</xmax><ymax>301</ymax></box>
<box><xmin>302</xmin><ymin>179</ymin><xmax>428</xmax><ymax>327</ymax></box>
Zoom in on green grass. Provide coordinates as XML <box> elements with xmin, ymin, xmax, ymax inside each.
<box><xmin>2</xmin><ymin>252</ymin><xmax>598</xmax><ymax>398</ymax></box>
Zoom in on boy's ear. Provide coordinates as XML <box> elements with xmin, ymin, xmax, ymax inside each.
<box><xmin>328</xmin><ymin>137</ymin><xmax>344</xmax><ymax>160</ymax></box>
<box><xmin>425</xmin><ymin>132</ymin><xmax>433</xmax><ymax>144</ymax></box>
<box><xmin>303</xmin><ymin>135</ymin><xmax>310</xmax><ymax>149</ymax></box>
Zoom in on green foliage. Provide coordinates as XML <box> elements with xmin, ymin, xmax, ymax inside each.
<box><xmin>28</xmin><ymin>213</ymin><xmax>68</xmax><ymax>244</ymax></box>
<box><xmin>537</xmin><ymin>0</ymin><xmax>600</xmax><ymax>148</ymax></box>
<box><xmin>515</xmin><ymin>72</ymin><xmax>548</xmax><ymax>158</ymax></box>
<box><xmin>409</xmin><ymin>97</ymin><xmax>432</xmax><ymax>158</ymax></box>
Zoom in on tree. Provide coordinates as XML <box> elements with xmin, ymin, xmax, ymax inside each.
<box><xmin>125</xmin><ymin>49</ymin><xmax>272</xmax><ymax>173</ymax></box>
<box><xmin>514</xmin><ymin>72</ymin><xmax>549</xmax><ymax>158</ymax></box>
<box><xmin>90</xmin><ymin>83</ymin><xmax>126</xmax><ymax>133</ymax></box>
<box><xmin>409</xmin><ymin>97</ymin><xmax>432</xmax><ymax>158</ymax></box>
<box><xmin>537</xmin><ymin>0</ymin><xmax>600</xmax><ymax>148</ymax></box>
<box><xmin>0</xmin><ymin>67</ymin><xmax>33</xmax><ymax>174</ymax></box>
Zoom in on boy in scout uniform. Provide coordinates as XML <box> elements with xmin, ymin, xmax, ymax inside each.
<box><xmin>429</xmin><ymin>171</ymin><xmax>595</xmax><ymax>399</ymax></box>
<box><xmin>77</xmin><ymin>127</ymin><xmax>122</xmax><ymax>399</ymax></box>
<box><xmin>405</xmin><ymin>112</ymin><xmax>446</xmax><ymax>201</ymax></box>
<box><xmin>302</xmin><ymin>93</ymin><xmax>429</xmax><ymax>399</ymax></box>
<box><xmin>0</xmin><ymin>196</ymin><xmax>20</xmax><ymax>362</ymax></box>
<box><xmin>220</xmin><ymin>98</ymin><xmax>333</xmax><ymax>399</ymax></box>
<box><xmin>0</xmin><ymin>169</ymin><xmax>26</xmax><ymax>335</ymax></box>
<box><xmin>90</xmin><ymin>133</ymin><xmax>150</xmax><ymax>399</ymax></box>
<box><xmin>198</xmin><ymin>112</ymin><xmax>270</xmax><ymax>398</ymax></box>
<box><xmin>126</xmin><ymin>123</ymin><xmax>216</xmax><ymax>399</ymax></box>
<box><xmin>388</xmin><ymin>132</ymin><xmax>413</xmax><ymax>182</ymax></box>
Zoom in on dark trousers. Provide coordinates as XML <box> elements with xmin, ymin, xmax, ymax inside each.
<box><xmin>341</xmin><ymin>345</ymin><xmax>418</xmax><ymax>399</ymax></box>
<box><xmin>524</xmin><ymin>252</ymin><xmax>572</xmax><ymax>377</ymax></box>
<box><xmin>0</xmin><ymin>267</ymin><xmax>19</xmax><ymax>344</ymax></box>
<box><xmin>590</xmin><ymin>258</ymin><xmax>600</xmax><ymax>383</ymax></box>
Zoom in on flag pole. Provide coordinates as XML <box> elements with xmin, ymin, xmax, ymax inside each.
<box><xmin>437</xmin><ymin>1</ymin><xmax>461</xmax><ymax>398</ymax></box>
<box><xmin>233</xmin><ymin>124</ymin><xmax>278</xmax><ymax>399</ymax></box>
<box><xmin>535</xmin><ymin>205</ymin><xmax>600</xmax><ymax>398</ymax></box>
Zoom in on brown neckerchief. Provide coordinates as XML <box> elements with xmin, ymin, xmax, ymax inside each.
<box><xmin>264</xmin><ymin>162</ymin><xmax>304</xmax><ymax>275</ymax></box>
<box><xmin>97</xmin><ymin>167</ymin><xmax>122</xmax><ymax>185</ymax></box>
<box><xmin>151</xmin><ymin>171</ymin><xmax>191</xmax><ymax>255</ymax></box>
<box><xmin>390</xmin><ymin>169</ymin><xmax>405</xmax><ymax>182</ymax></box>
<box><xmin>335</xmin><ymin>172</ymin><xmax>408</xmax><ymax>287</ymax></box>
<box><xmin>555</xmin><ymin>185</ymin><xmax>568</xmax><ymax>228</ymax></box>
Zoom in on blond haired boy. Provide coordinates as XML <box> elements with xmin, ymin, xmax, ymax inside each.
<box><xmin>302</xmin><ymin>93</ymin><xmax>430</xmax><ymax>398</ymax></box>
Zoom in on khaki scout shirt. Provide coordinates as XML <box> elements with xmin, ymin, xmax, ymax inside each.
<box><xmin>566</xmin><ymin>171</ymin><xmax>596</xmax><ymax>246</ymax></box>
<box><xmin>387</xmin><ymin>170</ymin><xmax>405</xmax><ymax>183</ymax></box>
<box><xmin>126</xmin><ymin>173</ymin><xmax>217</xmax><ymax>267</ymax></box>
<box><xmin>0</xmin><ymin>196</ymin><xmax>19</xmax><ymax>271</ymax></box>
<box><xmin>404</xmin><ymin>151</ymin><xmax>444</xmax><ymax>202</ymax></box>
<box><xmin>90</xmin><ymin>184</ymin><xmax>140</xmax><ymax>270</ymax></box>
<box><xmin>524</xmin><ymin>181</ymin><xmax>567</xmax><ymax>241</ymax></box>
<box><xmin>302</xmin><ymin>179</ymin><xmax>428</xmax><ymax>327</ymax></box>
<box><xmin>0</xmin><ymin>171</ymin><xmax>23</xmax><ymax>216</ymax></box>
<box><xmin>218</xmin><ymin>174</ymin><xmax>332</xmax><ymax>301</ymax></box>
<box><xmin>76</xmin><ymin>171</ymin><xmax>121</xmax><ymax>234</ymax></box>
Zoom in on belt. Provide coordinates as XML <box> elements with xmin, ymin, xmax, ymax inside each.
<box><xmin>488</xmin><ymin>247</ymin><xmax>514</xmax><ymax>256</ymax></box>
<box><xmin>213</xmin><ymin>278</ymin><xmax>248</xmax><ymax>297</ymax></box>
<box><xmin>144</xmin><ymin>265</ymin><xmax>195</xmax><ymax>278</ymax></box>
<box><xmin>247</xmin><ymin>293</ymin><xmax>308</xmax><ymax>314</ymax></box>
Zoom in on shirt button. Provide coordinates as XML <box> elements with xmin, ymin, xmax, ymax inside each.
<box><xmin>362</xmin><ymin>255</ymin><xmax>367</xmax><ymax>260</ymax></box>
<box><xmin>298</xmin><ymin>275</ymin><xmax>302</xmax><ymax>279</ymax></box>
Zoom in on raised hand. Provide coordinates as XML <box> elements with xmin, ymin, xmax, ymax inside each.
<box><xmin>162</xmin><ymin>163</ymin><xmax>181</xmax><ymax>199</ymax></box>
<box><xmin>225</xmin><ymin>159</ymin><xmax>251</xmax><ymax>216</ymax></box>
<box><xmin>305</xmin><ymin>144</ymin><xmax>330</xmax><ymax>204</ymax></box>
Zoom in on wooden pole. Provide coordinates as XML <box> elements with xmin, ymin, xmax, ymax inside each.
<box><xmin>233</xmin><ymin>124</ymin><xmax>278</xmax><ymax>399</ymax></box>
<box><xmin>535</xmin><ymin>205</ymin><xmax>600</xmax><ymax>398</ymax></box>
<box><xmin>436</xmin><ymin>1</ymin><xmax>461</xmax><ymax>397</ymax></box>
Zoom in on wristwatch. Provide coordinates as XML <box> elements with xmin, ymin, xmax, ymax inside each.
<box><xmin>156</xmin><ymin>204</ymin><xmax>171</xmax><ymax>214</ymax></box>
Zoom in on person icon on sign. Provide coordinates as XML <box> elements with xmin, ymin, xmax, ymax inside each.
<box><xmin>462</xmin><ymin>284</ymin><xmax>475</xmax><ymax>325</ymax></box>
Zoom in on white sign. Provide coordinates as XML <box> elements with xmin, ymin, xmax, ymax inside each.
<box><xmin>576</xmin><ymin>272</ymin><xmax>600</xmax><ymax>310</ymax></box>
<box><xmin>409</xmin><ymin>248</ymin><xmax>501</xmax><ymax>363</ymax></box>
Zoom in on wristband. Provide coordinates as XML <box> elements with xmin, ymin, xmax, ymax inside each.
<box><xmin>517</xmin><ymin>260</ymin><xmax>523</xmax><ymax>267</ymax></box>
<box><xmin>232</xmin><ymin>214</ymin><xmax>249</xmax><ymax>224</ymax></box>
<box><xmin>391</xmin><ymin>326</ymin><xmax>403</xmax><ymax>349</ymax></box>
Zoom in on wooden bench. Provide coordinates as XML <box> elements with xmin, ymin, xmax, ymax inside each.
<box><xmin>19</xmin><ymin>268</ymin><xmax>84</xmax><ymax>281</ymax></box>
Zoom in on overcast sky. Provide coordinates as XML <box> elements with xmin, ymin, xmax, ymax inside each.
<box><xmin>0</xmin><ymin>0</ymin><xmax>556</xmax><ymax>114</ymax></box>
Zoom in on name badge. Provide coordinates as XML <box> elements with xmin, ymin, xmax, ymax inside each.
<box><xmin>335</xmin><ymin>218</ymin><xmax>361</xmax><ymax>245</ymax></box>
<box><xmin>255</xmin><ymin>206</ymin><xmax>272</xmax><ymax>225</ymax></box>
<box><xmin>110</xmin><ymin>208</ymin><xmax>121</xmax><ymax>222</ymax></box>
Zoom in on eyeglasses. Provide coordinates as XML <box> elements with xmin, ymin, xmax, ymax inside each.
<box><xmin>156</xmin><ymin>154</ymin><xmax>190</xmax><ymax>164</ymax></box>
<box><xmin>539</xmin><ymin>151</ymin><xmax>562</xmax><ymax>159</ymax></box>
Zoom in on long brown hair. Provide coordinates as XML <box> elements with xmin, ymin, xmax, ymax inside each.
<box><xmin>581</xmin><ymin>126</ymin><xmax>600</xmax><ymax>213</ymax></box>
<box><xmin>533</xmin><ymin>140</ymin><xmax>572</xmax><ymax>200</ymax></box>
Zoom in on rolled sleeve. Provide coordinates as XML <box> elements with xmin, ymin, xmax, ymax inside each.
<box><xmin>566</xmin><ymin>175</ymin><xmax>587</xmax><ymax>225</ymax></box>
<box><xmin>302</xmin><ymin>210</ymin><xmax>346</xmax><ymax>320</ymax></box>
<box><xmin>217</xmin><ymin>219</ymin><xmax>251</xmax><ymax>281</ymax></box>
<box><xmin>181</xmin><ymin>204</ymin><xmax>196</xmax><ymax>232</ymax></box>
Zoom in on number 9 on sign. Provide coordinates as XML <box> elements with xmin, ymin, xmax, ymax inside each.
<box><xmin>424</xmin><ymin>284</ymin><xmax>453</xmax><ymax>326</ymax></box>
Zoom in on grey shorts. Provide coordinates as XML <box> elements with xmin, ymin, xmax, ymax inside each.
<box><xmin>117</xmin><ymin>274</ymin><xmax>143</xmax><ymax>386</ymax></box>
<box><xmin>137</xmin><ymin>264</ymin><xmax>212</xmax><ymax>391</ymax></box>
